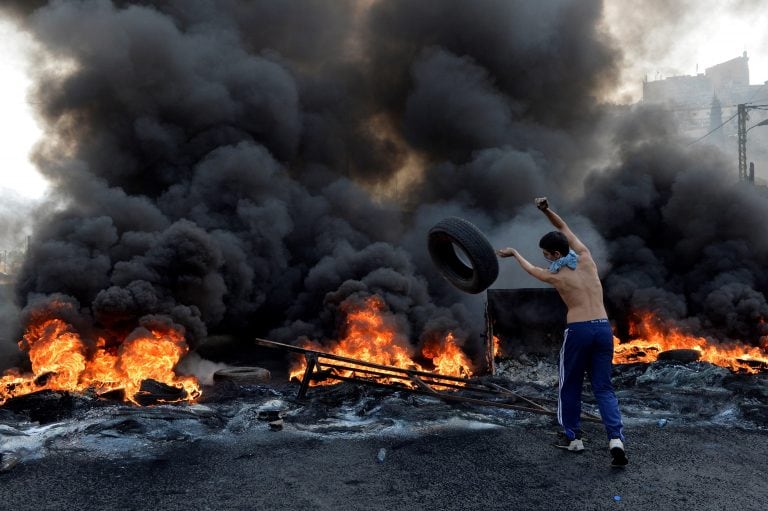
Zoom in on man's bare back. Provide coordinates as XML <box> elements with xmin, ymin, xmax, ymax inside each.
<box><xmin>546</xmin><ymin>251</ymin><xmax>607</xmax><ymax>323</ymax></box>
<box><xmin>496</xmin><ymin>197</ymin><xmax>607</xmax><ymax>323</ymax></box>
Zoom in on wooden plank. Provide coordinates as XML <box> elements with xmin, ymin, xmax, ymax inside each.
<box><xmin>255</xmin><ymin>336</ymin><xmax>603</xmax><ymax>423</ymax></box>
<box><xmin>485</xmin><ymin>382</ymin><xmax>553</xmax><ymax>412</ymax></box>
<box><xmin>255</xmin><ymin>337</ymin><xmax>476</xmax><ymax>385</ymax></box>
<box><xmin>316</xmin><ymin>361</ymin><xmax>488</xmax><ymax>393</ymax></box>
<box><xmin>410</xmin><ymin>374</ymin><xmax>438</xmax><ymax>394</ymax></box>
<box><xmin>297</xmin><ymin>354</ymin><xmax>317</xmax><ymax>400</ymax></box>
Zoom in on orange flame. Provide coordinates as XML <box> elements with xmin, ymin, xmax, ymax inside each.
<box><xmin>613</xmin><ymin>312</ymin><xmax>768</xmax><ymax>374</ymax></box>
<box><xmin>1</xmin><ymin>314</ymin><xmax>201</xmax><ymax>406</ymax></box>
<box><xmin>421</xmin><ymin>332</ymin><xmax>472</xmax><ymax>378</ymax></box>
<box><xmin>289</xmin><ymin>295</ymin><xmax>473</xmax><ymax>386</ymax></box>
<box><xmin>492</xmin><ymin>335</ymin><xmax>502</xmax><ymax>358</ymax></box>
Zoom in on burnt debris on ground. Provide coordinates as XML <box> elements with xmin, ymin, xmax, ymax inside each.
<box><xmin>1</xmin><ymin>352</ymin><xmax>767</xmax><ymax>474</ymax></box>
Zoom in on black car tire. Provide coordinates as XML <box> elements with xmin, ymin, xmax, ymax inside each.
<box><xmin>213</xmin><ymin>366</ymin><xmax>271</xmax><ymax>384</ymax></box>
<box><xmin>657</xmin><ymin>348</ymin><xmax>702</xmax><ymax>363</ymax></box>
<box><xmin>427</xmin><ymin>217</ymin><xmax>499</xmax><ymax>294</ymax></box>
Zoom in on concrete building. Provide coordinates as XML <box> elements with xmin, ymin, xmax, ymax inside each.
<box><xmin>643</xmin><ymin>52</ymin><xmax>768</xmax><ymax>181</ymax></box>
<box><xmin>643</xmin><ymin>52</ymin><xmax>761</xmax><ymax>109</ymax></box>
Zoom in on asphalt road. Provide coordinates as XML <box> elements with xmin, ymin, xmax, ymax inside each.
<box><xmin>2</xmin><ymin>421</ymin><xmax>766</xmax><ymax>511</ymax></box>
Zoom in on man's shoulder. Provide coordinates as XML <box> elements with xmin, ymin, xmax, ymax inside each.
<box><xmin>574</xmin><ymin>246</ymin><xmax>594</xmax><ymax>259</ymax></box>
<box><xmin>576</xmin><ymin>250</ymin><xmax>597</xmax><ymax>267</ymax></box>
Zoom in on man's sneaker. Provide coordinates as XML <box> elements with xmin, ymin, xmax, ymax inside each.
<box><xmin>554</xmin><ymin>433</ymin><xmax>584</xmax><ymax>452</ymax></box>
<box><xmin>609</xmin><ymin>438</ymin><xmax>628</xmax><ymax>467</ymax></box>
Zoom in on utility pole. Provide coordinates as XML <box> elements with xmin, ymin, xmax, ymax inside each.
<box><xmin>738</xmin><ymin>104</ymin><xmax>748</xmax><ymax>182</ymax></box>
<box><xmin>738</xmin><ymin>103</ymin><xmax>768</xmax><ymax>183</ymax></box>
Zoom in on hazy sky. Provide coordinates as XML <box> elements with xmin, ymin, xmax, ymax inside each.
<box><xmin>0</xmin><ymin>17</ymin><xmax>44</xmax><ymax>201</ymax></box>
<box><xmin>603</xmin><ymin>0</ymin><xmax>768</xmax><ymax>102</ymax></box>
<box><xmin>1</xmin><ymin>1</ymin><xmax>767</xmax><ymax>200</ymax></box>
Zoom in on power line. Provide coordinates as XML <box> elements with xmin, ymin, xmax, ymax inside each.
<box><xmin>686</xmin><ymin>111</ymin><xmax>738</xmax><ymax>146</ymax></box>
<box><xmin>642</xmin><ymin>100</ymin><xmax>760</xmax><ymax>113</ymax></box>
<box><xmin>642</xmin><ymin>103</ymin><xmax>724</xmax><ymax>113</ymax></box>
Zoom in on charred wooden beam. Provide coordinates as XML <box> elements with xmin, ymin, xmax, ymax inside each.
<box><xmin>255</xmin><ymin>337</ymin><xmax>477</xmax><ymax>385</ymax></box>
<box><xmin>255</xmin><ymin>337</ymin><xmax>602</xmax><ymax>423</ymax></box>
<box><xmin>314</xmin><ymin>361</ymin><xmax>486</xmax><ymax>393</ymax></box>
<box><xmin>297</xmin><ymin>353</ymin><xmax>318</xmax><ymax>400</ymax></box>
<box><xmin>484</xmin><ymin>381</ymin><xmax>553</xmax><ymax>413</ymax></box>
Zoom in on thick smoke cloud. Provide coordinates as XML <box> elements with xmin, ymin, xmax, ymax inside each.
<box><xmin>581</xmin><ymin>107</ymin><xmax>768</xmax><ymax>342</ymax></box>
<box><xmin>2</xmin><ymin>0</ymin><xmax>767</xmax><ymax>375</ymax></box>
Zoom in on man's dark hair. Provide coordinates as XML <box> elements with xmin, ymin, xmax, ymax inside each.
<box><xmin>539</xmin><ymin>231</ymin><xmax>569</xmax><ymax>257</ymax></box>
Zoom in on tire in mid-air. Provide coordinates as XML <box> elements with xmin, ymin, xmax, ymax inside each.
<box><xmin>427</xmin><ymin>217</ymin><xmax>499</xmax><ymax>294</ymax></box>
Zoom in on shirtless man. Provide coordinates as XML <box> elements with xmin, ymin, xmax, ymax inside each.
<box><xmin>497</xmin><ymin>197</ymin><xmax>628</xmax><ymax>467</ymax></box>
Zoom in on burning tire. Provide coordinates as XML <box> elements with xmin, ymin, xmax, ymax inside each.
<box><xmin>133</xmin><ymin>379</ymin><xmax>188</xmax><ymax>406</ymax></box>
<box><xmin>657</xmin><ymin>349</ymin><xmax>701</xmax><ymax>363</ymax></box>
<box><xmin>213</xmin><ymin>366</ymin><xmax>271</xmax><ymax>384</ymax></box>
<box><xmin>427</xmin><ymin>217</ymin><xmax>499</xmax><ymax>294</ymax></box>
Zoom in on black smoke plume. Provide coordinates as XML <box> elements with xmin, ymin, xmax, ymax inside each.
<box><xmin>2</xmin><ymin>0</ymin><xmax>767</xmax><ymax>374</ymax></box>
<box><xmin>581</xmin><ymin>108</ymin><xmax>768</xmax><ymax>343</ymax></box>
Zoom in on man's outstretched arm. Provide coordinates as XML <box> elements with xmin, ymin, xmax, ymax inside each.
<box><xmin>535</xmin><ymin>197</ymin><xmax>589</xmax><ymax>255</ymax></box>
<box><xmin>496</xmin><ymin>247</ymin><xmax>555</xmax><ymax>283</ymax></box>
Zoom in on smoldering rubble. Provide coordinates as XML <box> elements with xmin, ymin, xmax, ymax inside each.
<box><xmin>1</xmin><ymin>355</ymin><xmax>766</xmax><ymax>471</ymax></box>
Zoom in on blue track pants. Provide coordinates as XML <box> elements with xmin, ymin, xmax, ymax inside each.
<box><xmin>558</xmin><ymin>319</ymin><xmax>624</xmax><ymax>441</ymax></box>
